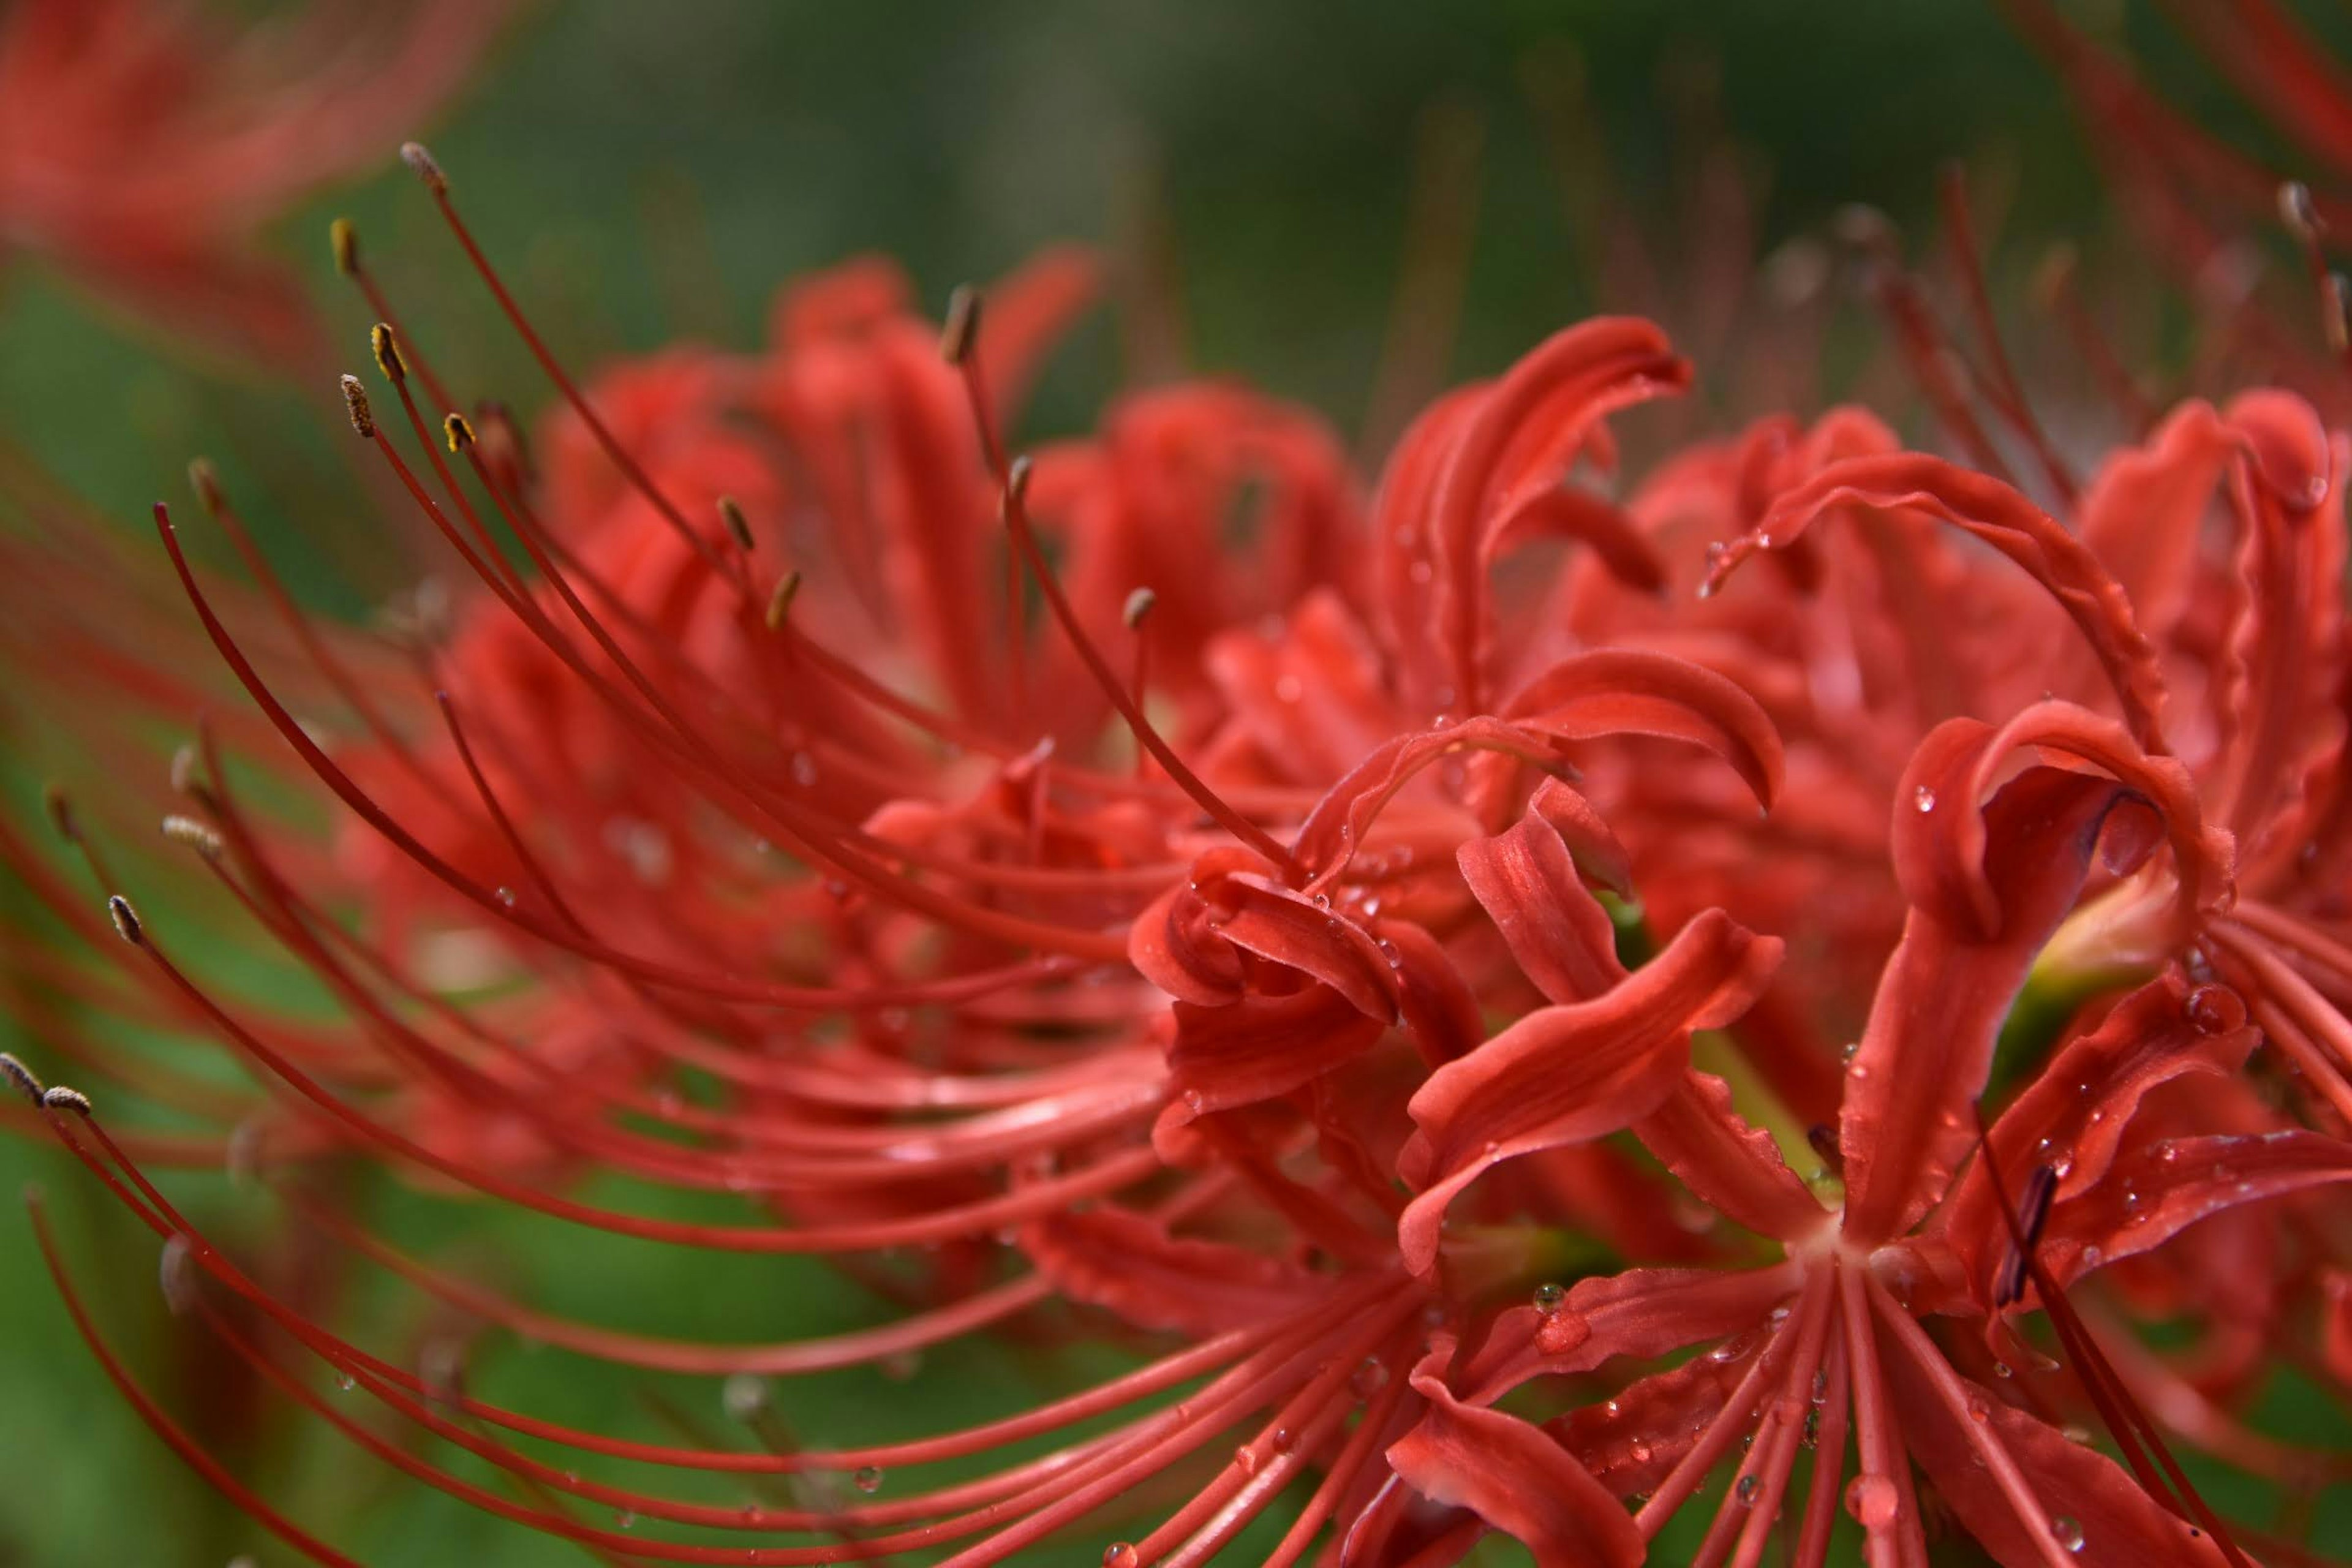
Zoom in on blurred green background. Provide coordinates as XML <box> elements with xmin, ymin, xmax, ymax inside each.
<box><xmin>1</xmin><ymin>2</ymin><xmax>2345</xmax><ymax>1564</ymax></box>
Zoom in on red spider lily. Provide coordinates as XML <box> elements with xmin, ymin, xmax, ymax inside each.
<box><xmin>2</xmin><ymin>138</ymin><xmax>2350</xmax><ymax>1568</ymax></box>
<box><xmin>0</xmin><ymin>0</ymin><xmax>513</xmax><ymax>360</ymax></box>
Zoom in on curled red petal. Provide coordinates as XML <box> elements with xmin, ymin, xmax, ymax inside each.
<box><xmin>1890</xmin><ymin>701</ymin><xmax>2227</xmax><ymax>948</ymax></box>
<box><xmin>1457</xmin><ymin>787</ymin><xmax>1629</xmax><ymax>1006</ymax></box>
<box><xmin>1397</xmin><ymin>910</ymin><xmax>1782</xmax><ymax>1273</ymax></box>
<box><xmin>1292</xmin><ymin>716</ymin><xmax>1561</xmax><ymax>888</ymax></box>
<box><xmin>1482</xmin><ymin>484</ymin><xmax>1665</xmax><ymax>595</ymax></box>
<box><xmin>1161</xmin><ymin>986</ymin><xmax>1390</xmax><ymax>1125</ymax></box>
<box><xmin>1631</xmin><ymin>1071</ymin><xmax>1828</xmax><ymax>1243</ymax></box>
<box><xmin>2039</xmin><ymin>1129</ymin><xmax>2352</xmax><ymax>1291</ymax></box>
<box><xmin>1128</xmin><ymin>881</ymin><xmax>1246</xmax><ymax>1006</ymax></box>
<box><xmin>1550</xmin><ymin>1338</ymin><xmax>1766</xmax><ymax>1501</ymax></box>
<box><xmin>1843</xmin><ymin>762</ymin><xmax>2165</xmax><ymax>1245</ymax></box>
<box><xmin>1724</xmin><ymin>452</ymin><xmax>2170</xmax><ymax>753</ymax></box>
<box><xmin>1944</xmin><ymin>973</ymin><xmax>2257</xmax><ymax>1303</ymax></box>
<box><xmin>1459</xmin><ymin>1259</ymin><xmax>1804</xmax><ymax>1404</ymax></box>
<box><xmin>1017</xmin><ymin>1207</ymin><xmax>1322</xmax><ymax>1336</ymax></box>
<box><xmin>1212</xmin><ymin>876</ymin><xmax>1399</xmax><ymax>1022</ymax></box>
<box><xmin>1423</xmin><ymin>317</ymin><xmax>1690</xmax><ymax>712</ymax></box>
<box><xmin>1387</xmin><ymin>1343</ymin><xmax>1645</xmax><ymax>1568</ymax></box>
<box><xmin>1504</xmin><ymin>647</ymin><xmax>1784</xmax><ymax>811</ymax></box>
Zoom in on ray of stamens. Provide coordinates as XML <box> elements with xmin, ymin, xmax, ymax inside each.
<box><xmin>948</xmin><ymin>290</ymin><xmax>1303</xmax><ymax>876</ymax></box>
<box><xmin>943</xmin><ymin>289</ymin><xmax>1027</xmax><ymax>721</ymax></box>
<box><xmin>2212</xmin><ymin>922</ymin><xmax>2352</xmax><ymax>1121</ymax></box>
<box><xmin>400</xmin><ymin>145</ymin><xmax>742</xmax><ymax>589</ymax></box>
<box><xmin>1635</xmin><ymin>1309</ymin><xmax>1789</xmax><ymax>1537</ymax></box>
<box><xmin>1689</xmin><ymin>1264</ymin><xmax>1836</xmax><ymax>1568</ymax></box>
<box><xmin>29</xmin><ymin>1096</ymin><xmax>1273</xmax><ymax>1495</ymax></box>
<box><xmin>49</xmin><ymin>1096</ymin><xmax>1301</xmax><ymax>1544</ymax></box>
<box><xmin>433</xmin><ymin>688</ymin><xmax>592</xmax><ymax>933</ymax></box>
<box><xmin>201</xmin><ymin>785</ymin><xmax>1157</xmax><ymax>1138</ymax></box>
<box><xmin>197</xmin><ymin>787</ymin><xmax>1163</xmax><ymax>1153</ymax></box>
<box><xmin>1855</xmin><ymin>240</ymin><xmax>2021</xmax><ymax>488</ymax></box>
<box><xmin>2034</xmin><ymin>246</ymin><xmax>2158</xmax><ymax>435</ymax></box>
<box><xmin>1836</xmin><ymin>1263</ymin><xmax>1926</xmax><ymax>1568</ymax></box>
<box><xmin>450</xmin><ymin>434</ymin><xmax>1172</xmax><ymax>913</ymax></box>
<box><xmin>374</xmin><ymin>332</ymin><xmax>532</xmax><ymax>599</ymax></box>
<box><xmin>1937</xmin><ymin>167</ymin><xmax>2080</xmax><ymax>507</ymax></box>
<box><xmin>2277</xmin><ymin>181</ymin><xmax>2352</xmax><ymax>382</ymax></box>
<box><xmin>1864</xmin><ymin>1278</ymin><xmax>2076</xmax><ymax>1568</ymax></box>
<box><xmin>109</xmin><ymin>899</ymin><xmax>1161</xmax><ymax>1249</ymax></box>
<box><xmin>1150</xmin><ymin>1329</ymin><xmax>1383</xmax><ymax>1567</ymax></box>
<box><xmin>930</xmin><ymin>1281</ymin><xmax>1420</xmax><ymax>1568</ymax></box>
<box><xmin>1789</xmin><ymin>1332</ymin><xmax>1852</xmax><ymax>1567</ymax></box>
<box><xmin>25</xmin><ymin>1193</ymin><xmax>364</xmax><ymax>1568</ymax></box>
<box><xmin>1257</xmin><ymin>1341</ymin><xmax>1414</xmax><ymax>1568</ymax></box>
<box><xmin>187</xmin><ymin>458</ymin><xmax>448</xmax><ymax>802</ymax></box>
<box><xmin>334</xmin><ymin>217</ymin><xmax>462</xmax><ymax>417</ymax></box>
<box><xmin>159</xmin><ymin>504</ymin><xmax>1117</xmax><ymax>998</ymax></box>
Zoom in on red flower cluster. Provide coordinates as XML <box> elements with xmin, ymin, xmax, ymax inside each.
<box><xmin>6</xmin><ymin>139</ymin><xmax>2352</xmax><ymax>1567</ymax></box>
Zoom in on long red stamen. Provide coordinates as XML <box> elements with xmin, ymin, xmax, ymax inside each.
<box><xmin>399</xmin><ymin>144</ymin><xmax>741</xmax><ymax>587</ymax></box>
<box><xmin>947</xmin><ymin>289</ymin><xmax>1305</xmax><ymax>877</ymax></box>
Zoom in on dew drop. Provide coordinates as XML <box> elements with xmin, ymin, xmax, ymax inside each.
<box><xmin>1532</xmin><ymin>1281</ymin><xmax>1567</xmax><ymax>1313</ymax></box>
<box><xmin>2051</xmin><ymin>1515</ymin><xmax>2086</xmax><ymax>1554</ymax></box>
<box><xmin>1628</xmin><ymin>1436</ymin><xmax>1653</xmax><ymax>1464</ymax></box>
<box><xmin>1351</xmin><ymin>1357</ymin><xmax>1389</xmax><ymax>1398</ymax></box>
<box><xmin>1269</xmin><ymin>1427</ymin><xmax>1295</xmax><ymax>1453</ymax></box>
<box><xmin>336</xmin><ymin>1373</ymin><xmax>355</xmax><ymax>1393</ymax></box>
<box><xmin>853</xmin><ymin>1465</ymin><xmax>883</xmax><ymax>1494</ymax></box>
<box><xmin>1103</xmin><ymin>1544</ymin><xmax>1140</xmax><ymax>1568</ymax></box>
<box><xmin>2185</xmin><ymin>983</ymin><xmax>2245</xmax><ymax>1036</ymax></box>
<box><xmin>1736</xmin><ymin>1474</ymin><xmax>1762</xmax><ymax>1507</ymax></box>
<box><xmin>1810</xmin><ymin>1369</ymin><xmax>1828</xmax><ymax>1404</ymax></box>
<box><xmin>494</xmin><ymin>884</ymin><xmax>517</xmax><ymax>908</ymax></box>
<box><xmin>1844</xmin><ymin>1472</ymin><xmax>1899</xmax><ymax>1528</ymax></box>
<box><xmin>1992</xmin><ymin>1360</ymin><xmax>2013</xmax><ymax>1379</ymax></box>
<box><xmin>1913</xmin><ymin>785</ymin><xmax>1937</xmax><ymax>813</ymax></box>
<box><xmin>614</xmin><ymin>1510</ymin><xmax>638</xmax><ymax>1531</ymax></box>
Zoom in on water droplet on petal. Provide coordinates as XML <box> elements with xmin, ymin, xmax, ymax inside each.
<box><xmin>1532</xmin><ymin>1281</ymin><xmax>1567</xmax><ymax>1313</ymax></box>
<box><xmin>2185</xmin><ymin>983</ymin><xmax>2246</xmax><ymax>1035</ymax></box>
<box><xmin>1736</xmin><ymin>1474</ymin><xmax>1762</xmax><ymax>1506</ymax></box>
<box><xmin>1351</xmin><ymin>1357</ymin><xmax>1389</xmax><ymax>1398</ymax></box>
<box><xmin>1104</xmin><ymin>1544</ymin><xmax>1140</xmax><ymax>1568</ymax></box>
<box><xmin>336</xmin><ymin>1373</ymin><xmax>356</xmax><ymax>1393</ymax></box>
<box><xmin>1913</xmin><ymin>785</ymin><xmax>1937</xmax><ymax>813</ymax></box>
<box><xmin>614</xmin><ymin>1510</ymin><xmax>638</xmax><ymax>1530</ymax></box>
<box><xmin>853</xmin><ymin>1465</ymin><xmax>883</xmax><ymax>1494</ymax></box>
<box><xmin>1844</xmin><ymin>1472</ymin><xmax>1899</xmax><ymax>1527</ymax></box>
<box><xmin>2051</xmin><ymin>1515</ymin><xmax>2086</xmax><ymax>1553</ymax></box>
